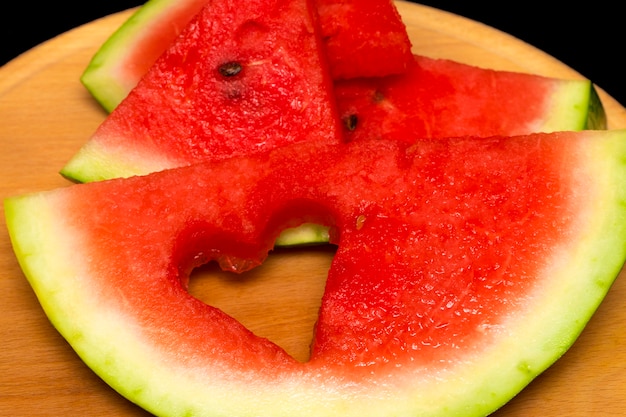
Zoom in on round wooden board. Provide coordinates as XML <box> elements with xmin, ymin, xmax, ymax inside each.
<box><xmin>1</xmin><ymin>2</ymin><xmax>625</xmax><ymax>416</ymax></box>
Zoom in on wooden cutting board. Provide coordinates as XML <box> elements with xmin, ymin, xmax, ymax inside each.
<box><xmin>1</xmin><ymin>2</ymin><xmax>625</xmax><ymax>416</ymax></box>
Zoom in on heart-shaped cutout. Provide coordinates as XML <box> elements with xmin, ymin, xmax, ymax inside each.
<box><xmin>188</xmin><ymin>245</ymin><xmax>336</xmax><ymax>362</ymax></box>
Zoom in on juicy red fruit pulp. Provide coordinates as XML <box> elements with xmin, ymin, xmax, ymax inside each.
<box><xmin>309</xmin><ymin>138</ymin><xmax>574</xmax><ymax>369</ymax></box>
<box><xmin>87</xmin><ymin>0</ymin><xmax>340</xmax><ymax>171</ymax></box>
<box><xmin>334</xmin><ymin>55</ymin><xmax>561</xmax><ymax>143</ymax></box>
<box><xmin>71</xmin><ymin>137</ymin><xmax>579</xmax><ymax>376</ymax></box>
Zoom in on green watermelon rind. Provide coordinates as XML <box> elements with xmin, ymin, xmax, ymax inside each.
<box><xmin>585</xmin><ymin>83</ymin><xmax>608</xmax><ymax>129</ymax></box>
<box><xmin>6</xmin><ymin>131</ymin><xmax>626</xmax><ymax>417</ymax></box>
<box><xmin>60</xmin><ymin>138</ymin><xmax>180</xmax><ymax>183</ymax></box>
<box><xmin>81</xmin><ymin>0</ymin><xmax>206</xmax><ymax>112</ymax></box>
<box><xmin>81</xmin><ymin>6</ymin><xmax>155</xmax><ymax>112</ymax></box>
<box><xmin>544</xmin><ymin>79</ymin><xmax>607</xmax><ymax>131</ymax></box>
<box><xmin>274</xmin><ymin>223</ymin><xmax>330</xmax><ymax>246</ymax></box>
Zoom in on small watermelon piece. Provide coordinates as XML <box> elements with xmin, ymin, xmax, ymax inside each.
<box><xmin>81</xmin><ymin>0</ymin><xmax>412</xmax><ymax>111</ymax></box>
<box><xmin>314</xmin><ymin>0</ymin><xmax>412</xmax><ymax>79</ymax></box>
<box><xmin>7</xmin><ymin>131</ymin><xmax>626</xmax><ymax>417</ymax></box>
<box><xmin>62</xmin><ymin>0</ymin><xmax>341</xmax><ymax>184</ymax></box>
<box><xmin>336</xmin><ymin>55</ymin><xmax>606</xmax><ymax>140</ymax></box>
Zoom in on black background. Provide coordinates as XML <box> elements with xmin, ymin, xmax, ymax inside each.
<box><xmin>1</xmin><ymin>1</ymin><xmax>624</xmax><ymax>105</ymax></box>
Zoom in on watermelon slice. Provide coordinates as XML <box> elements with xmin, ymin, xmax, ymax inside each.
<box><xmin>6</xmin><ymin>131</ymin><xmax>626</xmax><ymax>417</ymax></box>
<box><xmin>62</xmin><ymin>0</ymin><xmax>341</xmax><ymax>184</ymax></box>
<box><xmin>81</xmin><ymin>0</ymin><xmax>412</xmax><ymax>111</ymax></box>
<box><xmin>335</xmin><ymin>55</ymin><xmax>606</xmax><ymax>141</ymax></box>
<box><xmin>62</xmin><ymin>50</ymin><xmax>606</xmax><ymax>185</ymax></box>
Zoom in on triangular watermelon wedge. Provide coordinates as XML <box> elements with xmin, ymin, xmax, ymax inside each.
<box><xmin>314</xmin><ymin>0</ymin><xmax>413</xmax><ymax>79</ymax></box>
<box><xmin>6</xmin><ymin>131</ymin><xmax>626</xmax><ymax>417</ymax></box>
<box><xmin>62</xmin><ymin>0</ymin><xmax>341</xmax><ymax>184</ymax></box>
<box><xmin>81</xmin><ymin>0</ymin><xmax>412</xmax><ymax>111</ymax></box>
<box><xmin>335</xmin><ymin>55</ymin><xmax>606</xmax><ymax>140</ymax></box>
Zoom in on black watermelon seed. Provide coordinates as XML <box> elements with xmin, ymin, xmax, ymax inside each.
<box><xmin>343</xmin><ymin>114</ymin><xmax>358</xmax><ymax>131</ymax></box>
<box><xmin>219</xmin><ymin>62</ymin><xmax>243</xmax><ymax>77</ymax></box>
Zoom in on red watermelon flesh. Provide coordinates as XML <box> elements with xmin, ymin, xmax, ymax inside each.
<box><xmin>315</xmin><ymin>0</ymin><xmax>412</xmax><ymax>79</ymax></box>
<box><xmin>62</xmin><ymin>0</ymin><xmax>341</xmax><ymax>183</ymax></box>
<box><xmin>335</xmin><ymin>55</ymin><xmax>606</xmax><ymax>141</ymax></box>
<box><xmin>81</xmin><ymin>0</ymin><xmax>412</xmax><ymax>111</ymax></box>
<box><xmin>7</xmin><ymin>131</ymin><xmax>626</xmax><ymax>416</ymax></box>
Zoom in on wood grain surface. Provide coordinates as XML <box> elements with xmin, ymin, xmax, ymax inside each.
<box><xmin>1</xmin><ymin>2</ymin><xmax>625</xmax><ymax>416</ymax></box>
